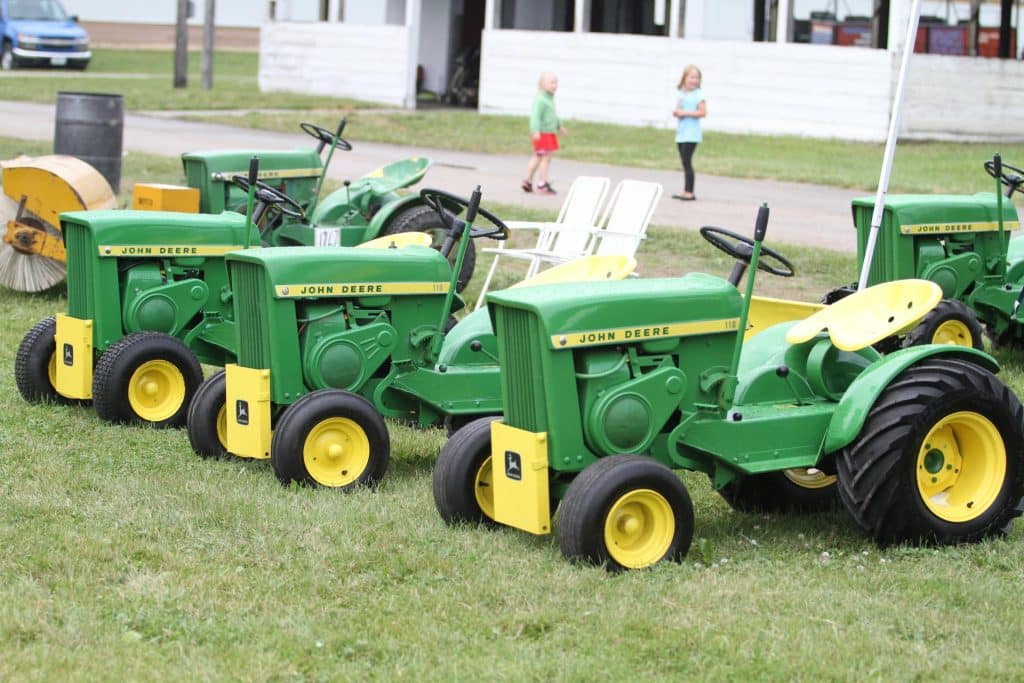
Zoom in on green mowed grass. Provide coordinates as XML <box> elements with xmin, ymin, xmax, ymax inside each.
<box><xmin>3</xmin><ymin>141</ymin><xmax>1024</xmax><ymax>678</ymax></box>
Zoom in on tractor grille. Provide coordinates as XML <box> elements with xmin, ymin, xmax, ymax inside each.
<box><xmin>63</xmin><ymin>223</ymin><xmax>93</xmax><ymax>319</ymax></box>
<box><xmin>496</xmin><ymin>307</ymin><xmax>546</xmax><ymax>432</ymax></box>
<box><xmin>231</xmin><ymin>262</ymin><xmax>271</xmax><ymax>369</ymax></box>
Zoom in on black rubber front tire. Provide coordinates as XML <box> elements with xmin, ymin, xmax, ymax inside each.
<box><xmin>15</xmin><ymin>316</ymin><xmax>73</xmax><ymax>404</ymax></box>
<box><xmin>381</xmin><ymin>204</ymin><xmax>476</xmax><ymax>292</ymax></box>
<box><xmin>558</xmin><ymin>456</ymin><xmax>694</xmax><ymax>571</ymax></box>
<box><xmin>271</xmin><ymin>389</ymin><xmax>390</xmax><ymax>490</ymax></box>
<box><xmin>837</xmin><ymin>358</ymin><xmax>1024</xmax><ymax>545</ymax></box>
<box><xmin>903</xmin><ymin>299</ymin><xmax>984</xmax><ymax>350</ymax></box>
<box><xmin>434</xmin><ymin>416</ymin><xmax>501</xmax><ymax>526</ymax></box>
<box><xmin>717</xmin><ymin>468</ymin><xmax>838</xmax><ymax>514</ymax></box>
<box><xmin>92</xmin><ymin>332</ymin><xmax>203</xmax><ymax>428</ymax></box>
<box><xmin>0</xmin><ymin>42</ymin><xmax>15</xmax><ymax>71</ymax></box>
<box><xmin>187</xmin><ymin>370</ymin><xmax>228</xmax><ymax>459</ymax></box>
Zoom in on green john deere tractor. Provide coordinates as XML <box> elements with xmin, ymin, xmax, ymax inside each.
<box><xmin>829</xmin><ymin>154</ymin><xmax>1022</xmax><ymax>350</ymax></box>
<box><xmin>185</xmin><ymin>187</ymin><xmax>641</xmax><ymax>491</ymax></box>
<box><xmin>434</xmin><ymin>204</ymin><xmax>1024</xmax><ymax>571</ymax></box>
<box><xmin>13</xmin><ymin>157</ymin><xmax>442</xmax><ymax>428</ymax></box>
<box><xmin>182</xmin><ymin>119</ymin><xmax>475</xmax><ymax>289</ymax></box>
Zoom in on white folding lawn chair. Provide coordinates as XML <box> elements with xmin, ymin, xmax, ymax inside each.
<box><xmin>586</xmin><ymin>179</ymin><xmax>663</xmax><ymax>263</ymax></box>
<box><xmin>474</xmin><ymin>175</ymin><xmax>610</xmax><ymax>309</ymax></box>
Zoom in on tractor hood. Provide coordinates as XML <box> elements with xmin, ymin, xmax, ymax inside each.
<box><xmin>487</xmin><ymin>273</ymin><xmax>742</xmax><ymax>349</ymax></box>
<box><xmin>226</xmin><ymin>245</ymin><xmax>452</xmax><ymax>295</ymax></box>
<box><xmin>180</xmin><ymin>149</ymin><xmax>322</xmax><ymax>179</ymax></box>
<box><xmin>60</xmin><ymin>210</ymin><xmax>258</xmax><ymax>252</ymax></box>
<box><xmin>851</xmin><ymin>193</ymin><xmax>1019</xmax><ymax>234</ymax></box>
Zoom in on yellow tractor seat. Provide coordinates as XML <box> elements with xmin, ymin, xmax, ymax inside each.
<box><xmin>785</xmin><ymin>279</ymin><xmax>942</xmax><ymax>352</ymax></box>
<box><xmin>512</xmin><ymin>254</ymin><xmax>638</xmax><ymax>289</ymax></box>
<box><xmin>356</xmin><ymin>232</ymin><xmax>433</xmax><ymax>250</ymax></box>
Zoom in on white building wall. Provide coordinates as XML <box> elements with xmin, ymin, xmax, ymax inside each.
<box><xmin>259</xmin><ymin>22</ymin><xmax>412</xmax><ymax>107</ymax></box>
<box><xmin>479</xmin><ymin>29</ymin><xmax>893</xmax><ymax>141</ymax></box>
<box><xmin>419</xmin><ymin>0</ymin><xmax>455</xmax><ymax>95</ymax></box>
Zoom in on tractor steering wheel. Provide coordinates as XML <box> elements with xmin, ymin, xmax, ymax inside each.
<box><xmin>984</xmin><ymin>159</ymin><xmax>1024</xmax><ymax>196</ymax></box>
<box><xmin>419</xmin><ymin>188</ymin><xmax>509</xmax><ymax>242</ymax></box>
<box><xmin>300</xmin><ymin>122</ymin><xmax>353</xmax><ymax>152</ymax></box>
<box><xmin>700</xmin><ymin>225</ymin><xmax>795</xmax><ymax>278</ymax></box>
<box><xmin>231</xmin><ymin>176</ymin><xmax>306</xmax><ymax>218</ymax></box>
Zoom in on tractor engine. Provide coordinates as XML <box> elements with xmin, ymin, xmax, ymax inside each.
<box><xmin>489</xmin><ymin>274</ymin><xmax>742</xmax><ymax>472</ymax></box>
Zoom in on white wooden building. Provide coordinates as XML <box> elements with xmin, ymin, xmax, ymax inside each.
<box><xmin>258</xmin><ymin>0</ymin><xmax>1024</xmax><ymax>141</ymax></box>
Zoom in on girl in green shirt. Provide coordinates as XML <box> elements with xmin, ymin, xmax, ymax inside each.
<box><xmin>523</xmin><ymin>72</ymin><xmax>567</xmax><ymax>195</ymax></box>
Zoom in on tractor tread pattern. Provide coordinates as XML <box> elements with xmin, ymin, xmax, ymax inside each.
<box><xmin>187</xmin><ymin>370</ymin><xmax>228</xmax><ymax>459</ymax></box>
<box><xmin>837</xmin><ymin>358</ymin><xmax>1024</xmax><ymax>545</ymax></box>
<box><xmin>382</xmin><ymin>204</ymin><xmax>476</xmax><ymax>292</ymax></box>
<box><xmin>15</xmin><ymin>316</ymin><xmax>70</xmax><ymax>404</ymax></box>
<box><xmin>433</xmin><ymin>416</ymin><xmax>500</xmax><ymax>526</ymax></box>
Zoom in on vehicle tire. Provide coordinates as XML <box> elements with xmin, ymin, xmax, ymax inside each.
<box><xmin>837</xmin><ymin>358</ymin><xmax>1024</xmax><ymax>546</ymax></box>
<box><xmin>558</xmin><ymin>456</ymin><xmax>694</xmax><ymax>571</ymax></box>
<box><xmin>15</xmin><ymin>316</ymin><xmax>73</xmax><ymax>404</ymax></box>
<box><xmin>717</xmin><ymin>468</ymin><xmax>838</xmax><ymax>513</ymax></box>
<box><xmin>68</xmin><ymin>59</ymin><xmax>89</xmax><ymax>71</ymax></box>
<box><xmin>187</xmin><ymin>370</ymin><xmax>228</xmax><ymax>459</ymax></box>
<box><xmin>92</xmin><ymin>332</ymin><xmax>203</xmax><ymax>427</ymax></box>
<box><xmin>381</xmin><ymin>204</ymin><xmax>476</xmax><ymax>292</ymax></box>
<box><xmin>271</xmin><ymin>389</ymin><xmax>390</xmax><ymax>490</ymax></box>
<box><xmin>1</xmin><ymin>42</ymin><xmax>15</xmax><ymax>71</ymax></box>
<box><xmin>434</xmin><ymin>416</ymin><xmax>501</xmax><ymax>525</ymax></box>
<box><xmin>902</xmin><ymin>299</ymin><xmax>984</xmax><ymax>350</ymax></box>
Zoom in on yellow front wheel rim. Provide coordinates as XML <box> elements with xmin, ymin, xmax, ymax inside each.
<box><xmin>47</xmin><ymin>351</ymin><xmax>57</xmax><ymax>389</ymax></box>
<box><xmin>931</xmin><ymin>320</ymin><xmax>973</xmax><ymax>347</ymax></box>
<box><xmin>303</xmin><ymin>417</ymin><xmax>370</xmax><ymax>487</ymax></box>
<box><xmin>604</xmin><ymin>489</ymin><xmax>675</xmax><ymax>569</ymax></box>
<box><xmin>783</xmin><ymin>468</ymin><xmax>837</xmax><ymax>490</ymax></box>
<box><xmin>216</xmin><ymin>403</ymin><xmax>228</xmax><ymax>450</ymax></box>
<box><xmin>127</xmin><ymin>360</ymin><xmax>186</xmax><ymax>422</ymax></box>
<box><xmin>474</xmin><ymin>455</ymin><xmax>495</xmax><ymax>520</ymax></box>
<box><xmin>916</xmin><ymin>411</ymin><xmax>1006</xmax><ymax>522</ymax></box>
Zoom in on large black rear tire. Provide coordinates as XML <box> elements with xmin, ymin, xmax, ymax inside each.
<box><xmin>837</xmin><ymin>358</ymin><xmax>1024</xmax><ymax>545</ymax></box>
<box><xmin>382</xmin><ymin>204</ymin><xmax>476</xmax><ymax>292</ymax></box>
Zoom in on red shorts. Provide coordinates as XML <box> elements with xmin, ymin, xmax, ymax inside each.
<box><xmin>532</xmin><ymin>132</ymin><xmax>559</xmax><ymax>155</ymax></box>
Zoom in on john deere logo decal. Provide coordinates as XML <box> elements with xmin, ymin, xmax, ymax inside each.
<box><xmin>505</xmin><ymin>451</ymin><xmax>522</xmax><ymax>481</ymax></box>
<box><xmin>235</xmin><ymin>400</ymin><xmax>249</xmax><ymax>426</ymax></box>
<box><xmin>62</xmin><ymin>343</ymin><xmax>73</xmax><ymax>366</ymax></box>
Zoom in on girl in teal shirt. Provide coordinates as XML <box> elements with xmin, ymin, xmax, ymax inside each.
<box><xmin>672</xmin><ymin>65</ymin><xmax>706</xmax><ymax>201</ymax></box>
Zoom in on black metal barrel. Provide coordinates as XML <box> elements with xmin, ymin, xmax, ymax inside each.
<box><xmin>54</xmin><ymin>91</ymin><xmax>124</xmax><ymax>193</ymax></box>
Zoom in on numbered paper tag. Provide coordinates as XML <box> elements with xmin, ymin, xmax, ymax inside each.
<box><xmin>314</xmin><ymin>227</ymin><xmax>341</xmax><ymax>247</ymax></box>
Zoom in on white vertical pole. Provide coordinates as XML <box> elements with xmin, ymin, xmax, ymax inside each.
<box><xmin>857</xmin><ymin>0</ymin><xmax>921</xmax><ymax>290</ymax></box>
<box><xmin>668</xmin><ymin>0</ymin><xmax>681</xmax><ymax>38</ymax></box>
<box><xmin>327</xmin><ymin>0</ymin><xmax>341</xmax><ymax>22</ymax></box>
<box><xmin>776</xmin><ymin>0</ymin><xmax>791</xmax><ymax>42</ymax></box>
<box><xmin>574</xmin><ymin>0</ymin><xmax>585</xmax><ymax>32</ymax></box>
<box><xmin>484</xmin><ymin>0</ymin><xmax>496</xmax><ymax>30</ymax></box>
<box><xmin>405</xmin><ymin>0</ymin><xmax>422</xmax><ymax>109</ymax></box>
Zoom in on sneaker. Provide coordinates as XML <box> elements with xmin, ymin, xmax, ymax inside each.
<box><xmin>521</xmin><ymin>180</ymin><xmax>533</xmax><ymax>193</ymax></box>
<box><xmin>537</xmin><ymin>182</ymin><xmax>556</xmax><ymax>195</ymax></box>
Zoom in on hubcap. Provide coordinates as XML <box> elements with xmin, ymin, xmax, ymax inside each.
<box><xmin>474</xmin><ymin>455</ymin><xmax>495</xmax><ymax>519</ymax></box>
<box><xmin>216</xmin><ymin>403</ymin><xmax>227</xmax><ymax>449</ymax></box>
<box><xmin>47</xmin><ymin>350</ymin><xmax>57</xmax><ymax>389</ymax></box>
<box><xmin>603</xmin><ymin>488</ymin><xmax>675</xmax><ymax>569</ymax></box>
<box><xmin>916</xmin><ymin>411</ymin><xmax>1006</xmax><ymax>522</ymax></box>
<box><xmin>932</xmin><ymin>319</ymin><xmax>973</xmax><ymax>347</ymax></box>
<box><xmin>127</xmin><ymin>360</ymin><xmax>186</xmax><ymax>422</ymax></box>
<box><xmin>302</xmin><ymin>417</ymin><xmax>370</xmax><ymax>487</ymax></box>
<box><xmin>783</xmin><ymin>468</ymin><xmax>837</xmax><ymax>490</ymax></box>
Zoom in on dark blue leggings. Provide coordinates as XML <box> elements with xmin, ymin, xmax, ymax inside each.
<box><xmin>677</xmin><ymin>142</ymin><xmax>698</xmax><ymax>193</ymax></box>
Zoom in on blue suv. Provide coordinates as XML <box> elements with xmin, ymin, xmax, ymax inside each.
<box><xmin>1</xmin><ymin>0</ymin><xmax>90</xmax><ymax>70</ymax></box>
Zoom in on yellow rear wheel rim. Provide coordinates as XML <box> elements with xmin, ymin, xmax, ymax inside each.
<box><xmin>932</xmin><ymin>320</ymin><xmax>973</xmax><ymax>347</ymax></box>
<box><xmin>783</xmin><ymin>468</ymin><xmax>837</xmax><ymax>490</ymax></box>
<box><xmin>127</xmin><ymin>360</ymin><xmax>186</xmax><ymax>422</ymax></box>
<box><xmin>604</xmin><ymin>488</ymin><xmax>675</xmax><ymax>569</ymax></box>
<box><xmin>916</xmin><ymin>411</ymin><xmax>1006</xmax><ymax>522</ymax></box>
<box><xmin>474</xmin><ymin>455</ymin><xmax>495</xmax><ymax>520</ymax></box>
<box><xmin>303</xmin><ymin>417</ymin><xmax>370</xmax><ymax>488</ymax></box>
